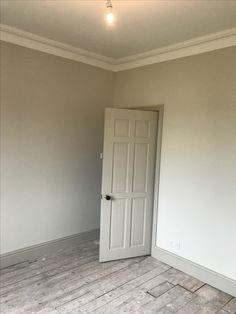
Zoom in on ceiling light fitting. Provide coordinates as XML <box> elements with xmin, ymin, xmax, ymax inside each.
<box><xmin>106</xmin><ymin>0</ymin><xmax>114</xmax><ymax>25</ymax></box>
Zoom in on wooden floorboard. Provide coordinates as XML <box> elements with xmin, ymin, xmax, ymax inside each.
<box><xmin>0</xmin><ymin>240</ymin><xmax>234</xmax><ymax>314</ymax></box>
<box><xmin>0</xmin><ymin>241</ymin><xmax>99</xmax><ymax>284</ymax></box>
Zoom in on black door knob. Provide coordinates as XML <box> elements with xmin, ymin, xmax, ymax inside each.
<box><xmin>104</xmin><ymin>194</ymin><xmax>111</xmax><ymax>200</ymax></box>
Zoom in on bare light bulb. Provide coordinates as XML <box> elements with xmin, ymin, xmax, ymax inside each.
<box><xmin>106</xmin><ymin>11</ymin><xmax>114</xmax><ymax>24</ymax></box>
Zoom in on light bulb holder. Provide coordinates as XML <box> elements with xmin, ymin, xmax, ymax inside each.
<box><xmin>106</xmin><ymin>0</ymin><xmax>113</xmax><ymax>9</ymax></box>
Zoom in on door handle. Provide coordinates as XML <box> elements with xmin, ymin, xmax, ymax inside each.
<box><xmin>104</xmin><ymin>194</ymin><xmax>112</xmax><ymax>201</ymax></box>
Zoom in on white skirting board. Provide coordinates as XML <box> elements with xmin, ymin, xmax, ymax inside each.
<box><xmin>0</xmin><ymin>229</ymin><xmax>100</xmax><ymax>269</ymax></box>
<box><xmin>152</xmin><ymin>246</ymin><xmax>236</xmax><ymax>297</ymax></box>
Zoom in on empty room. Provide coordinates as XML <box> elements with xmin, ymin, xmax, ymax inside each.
<box><xmin>0</xmin><ymin>1</ymin><xmax>236</xmax><ymax>313</ymax></box>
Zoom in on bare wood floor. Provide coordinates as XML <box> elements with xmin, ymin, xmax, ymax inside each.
<box><xmin>0</xmin><ymin>240</ymin><xmax>235</xmax><ymax>314</ymax></box>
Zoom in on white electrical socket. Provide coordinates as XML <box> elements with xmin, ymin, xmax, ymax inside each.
<box><xmin>169</xmin><ymin>240</ymin><xmax>182</xmax><ymax>250</ymax></box>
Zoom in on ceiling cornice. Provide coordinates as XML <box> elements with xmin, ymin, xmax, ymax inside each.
<box><xmin>113</xmin><ymin>27</ymin><xmax>236</xmax><ymax>71</ymax></box>
<box><xmin>0</xmin><ymin>24</ymin><xmax>115</xmax><ymax>71</ymax></box>
<box><xmin>1</xmin><ymin>24</ymin><xmax>236</xmax><ymax>72</ymax></box>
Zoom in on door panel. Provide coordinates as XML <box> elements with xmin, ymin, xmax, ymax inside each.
<box><xmin>110</xmin><ymin>199</ymin><xmax>127</xmax><ymax>249</ymax></box>
<box><xmin>114</xmin><ymin>119</ymin><xmax>130</xmax><ymax>137</ymax></box>
<box><xmin>100</xmin><ymin>108</ymin><xmax>158</xmax><ymax>262</ymax></box>
<box><xmin>130</xmin><ymin>198</ymin><xmax>146</xmax><ymax>247</ymax></box>
<box><xmin>135</xmin><ymin>120</ymin><xmax>150</xmax><ymax>138</ymax></box>
<box><xmin>112</xmin><ymin>142</ymin><xmax>129</xmax><ymax>193</ymax></box>
<box><xmin>132</xmin><ymin>143</ymin><xmax>148</xmax><ymax>192</ymax></box>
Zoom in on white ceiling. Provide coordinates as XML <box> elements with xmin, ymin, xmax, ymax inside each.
<box><xmin>1</xmin><ymin>0</ymin><xmax>236</xmax><ymax>60</ymax></box>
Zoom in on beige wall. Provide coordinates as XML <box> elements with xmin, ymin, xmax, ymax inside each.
<box><xmin>0</xmin><ymin>42</ymin><xmax>114</xmax><ymax>253</ymax></box>
<box><xmin>1</xmin><ymin>41</ymin><xmax>236</xmax><ymax>282</ymax></box>
<box><xmin>114</xmin><ymin>46</ymin><xmax>236</xmax><ymax>280</ymax></box>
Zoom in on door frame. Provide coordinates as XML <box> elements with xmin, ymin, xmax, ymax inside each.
<box><xmin>119</xmin><ymin>105</ymin><xmax>164</xmax><ymax>257</ymax></box>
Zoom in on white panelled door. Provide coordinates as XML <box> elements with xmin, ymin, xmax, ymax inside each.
<box><xmin>99</xmin><ymin>108</ymin><xmax>158</xmax><ymax>262</ymax></box>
